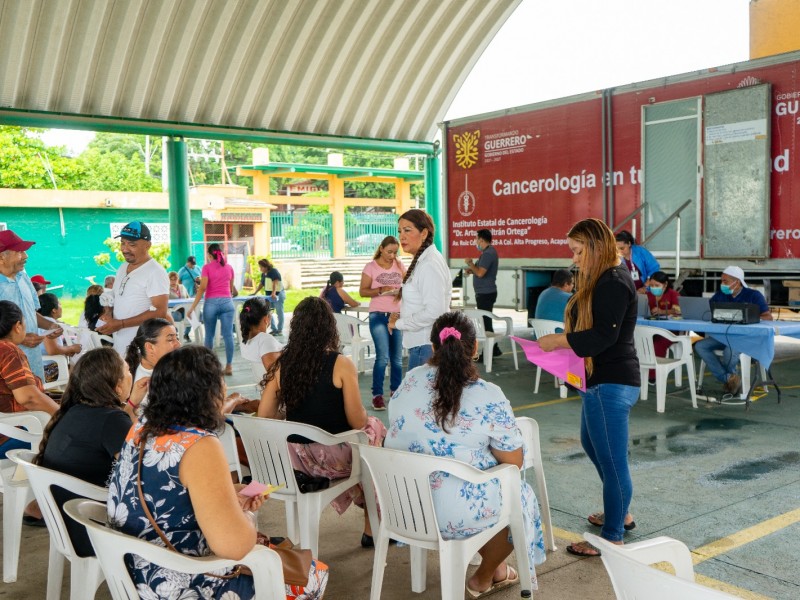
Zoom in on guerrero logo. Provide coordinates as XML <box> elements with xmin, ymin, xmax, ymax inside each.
<box><xmin>453</xmin><ymin>130</ymin><xmax>480</xmax><ymax>169</ymax></box>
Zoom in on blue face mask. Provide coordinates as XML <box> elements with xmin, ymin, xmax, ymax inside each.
<box><xmin>721</xmin><ymin>284</ymin><xmax>733</xmax><ymax>295</ymax></box>
<box><xmin>475</xmin><ymin>242</ymin><xmax>483</xmax><ymax>251</ymax></box>
<box><xmin>649</xmin><ymin>286</ymin><xmax>664</xmax><ymax>297</ymax></box>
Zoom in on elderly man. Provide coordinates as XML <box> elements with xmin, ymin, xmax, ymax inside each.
<box><xmin>694</xmin><ymin>266</ymin><xmax>772</xmax><ymax>394</ymax></box>
<box><xmin>0</xmin><ymin>231</ymin><xmax>62</xmax><ymax>379</ymax></box>
<box><xmin>97</xmin><ymin>221</ymin><xmax>170</xmax><ymax>356</ymax></box>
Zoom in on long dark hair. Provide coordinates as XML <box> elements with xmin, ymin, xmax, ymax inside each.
<box><xmin>0</xmin><ymin>300</ymin><xmax>23</xmax><ymax>339</ymax></box>
<box><xmin>322</xmin><ymin>271</ymin><xmax>343</xmax><ymax>298</ymax></box>
<box><xmin>37</xmin><ymin>293</ymin><xmax>59</xmax><ymax>318</ymax></box>
<box><xmin>208</xmin><ymin>243</ymin><xmax>226</xmax><ymax>266</ymax></box>
<box><xmin>262</xmin><ymin>296</ymin><xmax>339</xmax><ymax>411</ymax></box>
<box><xmin>397</xmin><ymin>209</ymin><xmax>434</xmax><ymax>300</ymax></box>
<box><xmin>428</xmin><ymin>312</ymin><xmax>478</xmax><ymax>431</ymax></box>
<box><xmin>372</xmin><ymin>235</ymin><xmax>400</xmax><ymax>261</ymax></box>
<box><xmin>35</xmin><ymin>348</ymin><xmax>127</xmax><ymax>464</ymax></box>
<box><xmin>139</xmin><ymin>345</ymin><xmax>225</xmax><ymax>441</ymax></box>
<box><xmin>84</xmin><ymin>285</ymin><xmax>104</xmax><ymax>330</ymax></box>
<box><xmin>240</xmin><ymin>297</ymin><xmax>271</xmax><ymax>343</ymax></box>
<box><xmin>124</xmin><ymin>318</ymin><xmax>173</xmax><ymax>376</ymax></box>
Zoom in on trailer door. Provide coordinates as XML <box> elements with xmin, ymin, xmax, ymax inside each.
<box><xmin>642</xmin><ymin>98</ymin><xmax>702</xmax><ymax>256</ymax></box>
<box><xmin>703</xmin><ymin>84</ymin><xmax>771</xmax><ymax>258</ymax></box>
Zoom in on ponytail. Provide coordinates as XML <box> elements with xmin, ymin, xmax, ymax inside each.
<box><xmin>208</xmin><ymin>243</ymin><xmax>226</xmax><ymax>267</ymax></box>
<box><xmin>239</xmin><ymin>297</ymin><xmax>271</xmax><ymax>343</ymax></box>
<box><xmin>125</xmin><ymin>318</ymin><xmax>172</xmax><ymax>376</ymax></box>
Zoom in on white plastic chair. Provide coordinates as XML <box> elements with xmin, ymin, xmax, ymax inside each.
<box><xmin>633</xmin><ymin>325</ymin><xmax>698</xmax><ymax>413</ymax></box>
<box><xmin>0</xmin><ymin>411</ymin><xmax>48</xmax><ymax>582</ymax></box>
<box><xmin>228</xmin><ymin>414</ymin><xmax>367</xmax><ymax>557</ymax></box>
<box><xmin>357</xmin><ymin>444</ymin><xmax>533</xmax><ymax>600</ymax></box>
<box><xmin>529</xmin><ymin>318</ymin><xmax>566</xmax><ymax>395</ymax></box>
<box><xmin>462</xmin><ymin>309</ymin><xmax>519</xmax><ymax>373</ymax></box>
<box><xmin>516</xmin><ymin>417</ymin><xmax>556</xmax><ymax>552</ymax></box>
<box><xmin>334</xmin><ymin>313</ymin><xmax>375</xmax><ymax>373</ymax></box>
<box><xmin>64</xmin><ymin>499</ymin><xmax>286</xmax><ymax>600</ymax></box>
<box><xmin>42</xmin><ymin>354</ymin><xmax>70</xmax><ymax>392</ymax></box>
<box><xmin>697</xmin><ymin>352</ymin><xmax>767</xmax><ymax>400</ymax></box>
<box><xmin>219</xmin><ymin>421</ymin><xmax>244</xmax><ymax>482</ymax></box>
<box><xmin>7</xmin><ymin>449</ymin><xmax>106</xmax><ymax>600</ymax></box>
<box><xmin>584</xmin><ymin>532</ymin><xmax>738</xmax><ymax>599</ymax></box>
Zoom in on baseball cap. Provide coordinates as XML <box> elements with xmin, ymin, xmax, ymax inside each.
<box><xmin>115</xmin><ymin>221</ymin><xmax>152</xmax><ymax>241</ymax></box>
<box><xmin>722</xmin><ymin>266</ymin><xmax>748</xmax><ymax>288</ymax></box>
<box><xmin>187</xmin><ymin>255</ymin><xmax>196</xmax><ymax>264</ymax></box>
<box><xmin>0</xmin><ymin>230</ymin><xmax>35</xmax><ymax>253</ymax></box>
<box><xmin>31</xmin><ymin>275</ymin><xmax>51</xmax><ymax>285</ymax></box>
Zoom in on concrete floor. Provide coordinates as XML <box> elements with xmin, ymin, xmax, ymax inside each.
<box><xmin>4</xmin><ymin>309</ymin><xmax>800</xmax><ymax>599</ymax></box>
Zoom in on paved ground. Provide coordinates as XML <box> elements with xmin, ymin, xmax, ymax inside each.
<box><xmin>4</xmin><ymin>308</ymin><xmax>800</xmax><ymax>598</ymax></box>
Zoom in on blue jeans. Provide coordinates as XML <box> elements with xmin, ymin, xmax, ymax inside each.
<box><xmin>406</xmin><ymin>344</ymin><xmax>433</xmax><ymax>372</ymax></box>
<box><xmin>579</xmin><ymin>383</ymin><xmax>639</xmax><ymax>542</ymax></box>
<box><xmin>267</xmin><ymin>290</ymin><xmax>286</xmax><ymax>332</ymax></box>
<box><xmin>694</xmin><ymin>336</ymin><xmax>739</xmax><ymax>384</ymax></box>
<box><xmin>369</xmin><ymin>312</ymin><xmax>403</xmax><ymax>397</ymax></box>
<box><xmin>203</xmin><ymin>297</ymin><xmax>235</xmax><ymax>365</ymax></box>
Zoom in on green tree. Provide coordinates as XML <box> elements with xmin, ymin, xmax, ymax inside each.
<box><xmin>76</xmin><ymin>149</ymin><xmax>161</xmax><ymax>192</ymax></box>
<box><xmin>94</xmin><ymin>238</ymin><xmax>171</xmax><ymax>272</ymax></box>
<box><xmin>0</xmin><ymin>126</ymin><xmax>85</xmax><ymax>189</ymax></box>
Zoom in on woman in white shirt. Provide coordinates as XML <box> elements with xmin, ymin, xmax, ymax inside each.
<box><xmin>389</xmin><ymin>209</ymin><xmax>451</xmax><ymax>371</ymax></box>
<box><xmin>239</xmin><ymin>297</ymin><xmax>282</xmax><ymax>379</ymax></box>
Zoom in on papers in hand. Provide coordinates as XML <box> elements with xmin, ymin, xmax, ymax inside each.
<box><xmin>238</xmin><ymin>481</ymin><xmax>286</xmax><ymax>497</ymax></box>
<box><xmin>511</xmin><ymin>336</ymin><xmax>587</xmax><ymax>391</ymax></box>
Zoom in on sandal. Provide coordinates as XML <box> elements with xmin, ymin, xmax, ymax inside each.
<box><xmin>587</xmin><ymin>511</ymin><xmax>636</xmax><ymax>531</ymax></box>
<box><xmin>465</xmin><ymin>565</ymin><xmax>519</xmax><ymax>599</ymax></box>
<box><xmin>566</xmin><ymin>541</ymin><xmax>601</xmax><ymax>557</ymax></box>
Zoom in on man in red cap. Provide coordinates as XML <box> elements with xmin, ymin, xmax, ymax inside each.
<box><xmin>30</xmin><ymin>274</ymin><xmax>50</xmax><ymax>296</ymax></box>
<box><xmin>0</xmin><ymin>230</ymin><xmax>63</xmax><ymax>379</ymax></box>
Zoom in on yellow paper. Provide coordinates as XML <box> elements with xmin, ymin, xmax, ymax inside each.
<box><xmin>261</xmin><ymin>482</ymin><xmax>286</xmax><ymax>496</ymax></box>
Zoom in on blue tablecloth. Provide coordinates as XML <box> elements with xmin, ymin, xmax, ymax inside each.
<box><xmin>167</xmin><ymin>295</ymin><xmax>259</xmax><ymax>308</ymax></box>
<box><xmin>636</xmin><ymin>318</ymin><xmax>800</xmax><ymax>369</ymax></box>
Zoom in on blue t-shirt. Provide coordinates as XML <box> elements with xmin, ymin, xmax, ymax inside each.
<box><xmin>323</xmin><ymin>286</ymin><xmax>345</xmax><ymax>313</ymax></box>
<box><xmin>534</xmin><ymin>286</ymin><xmax>571</xmax><ymax>322</ymax></box>
<box><xmin>177</xmin><ymin>264</ymin><xmax>201</xmax><ymax>296</ymax></box>
<box><xmin>710</xmin><ymin>287</ymin><xmax>769</xmax><ymax>314</ymax></box>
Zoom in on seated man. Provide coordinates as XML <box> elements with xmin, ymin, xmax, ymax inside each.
<box><xmin>534</xmin><ymin>268</ymin><xmax>574</xmax><ymax>323</ymax></box>
<box><xmin>694</xmin><ymin>266</ymin><xmax>772</xmax><ymax>394</ymax></box>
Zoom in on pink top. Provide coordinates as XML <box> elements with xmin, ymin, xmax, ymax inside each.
<box><xmin>362</xmin><ymin>259</ymin><xmax>404</xmax><ymax>313</ymax></box>
<box><xmin>201</xmin><ymin>261</ymin><xmax>234</xmax><ymax>298</ymax></box>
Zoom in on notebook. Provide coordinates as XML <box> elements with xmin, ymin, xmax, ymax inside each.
<box><xmin>679</xmin><ymin>296</ymin><xmax>712</xmax><ymax>321</ymax></box>
<box><xmin>637</xmin><ymin>294</ymin><xmax>650</xmax><ymax>318</ymax></box>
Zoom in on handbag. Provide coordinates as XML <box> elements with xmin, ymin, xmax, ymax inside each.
<box><xmin>137</xmin><ymin>438</ymin><xmax>311</xmax><ymax>586</ymax></box>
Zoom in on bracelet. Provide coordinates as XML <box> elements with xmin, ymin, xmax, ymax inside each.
<box><xmin>126</xmin><ymin>398</ymin><xmax>138</xmax><ymax>409</ymax></box>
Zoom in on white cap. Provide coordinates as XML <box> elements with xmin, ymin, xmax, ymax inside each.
<box><xmin>722</xmin><ymin>266</ymin><xmax>747</xmax><ymax>288</ymax></box>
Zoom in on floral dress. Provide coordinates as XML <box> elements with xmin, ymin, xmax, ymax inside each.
<box><xmin>108</xmin><ymin>421</ymin><xmax>328</xmax><ymax>600</ymax></box>
<box><xmin>386</xmin><ymin>365</ymin><xmax>546</xmax><ymax>589</ymax></box>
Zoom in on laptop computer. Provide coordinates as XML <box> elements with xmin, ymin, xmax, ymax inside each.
<box><xmin>637</xmin><ymin>294</ymin><xmax>650</xmax><ymax>318</ymax></box>
<box><xmin>679</xmin><ymin>296</ymin><xmax>712</xmax><ymax>321</ymax></box>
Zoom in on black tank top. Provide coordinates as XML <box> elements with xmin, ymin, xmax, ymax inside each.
<box><xmin>286</xmin><ymin>351</ymin><xmax>350</xmax><ymax>443</ymax></box>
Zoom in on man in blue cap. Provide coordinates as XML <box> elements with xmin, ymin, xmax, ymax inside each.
<box><xmin>0</xmin><ymin>230</ymin><xmax>63</xmax><ymax>379</ymax></box>
<box><xmin>97</xmin><ymin>221</ymin><xmax>170</xmax><ymax>356</ymax></box>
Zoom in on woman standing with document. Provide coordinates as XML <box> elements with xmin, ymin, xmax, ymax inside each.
<box><xmin>538</xmin><ymin>218</ymin><xmax>640</xmax><ymax>557</ymax></box>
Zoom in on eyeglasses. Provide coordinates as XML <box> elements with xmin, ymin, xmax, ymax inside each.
<box><xmin>118</xmin><ymin>275</ymin><xmax>131</xmax><ymax>296</ymax></box>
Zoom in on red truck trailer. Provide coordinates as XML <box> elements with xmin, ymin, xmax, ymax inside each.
<box><xmin>443</xmin><ymin>50</ymin><xmax>800</xmax><ymax>310</ymax></box>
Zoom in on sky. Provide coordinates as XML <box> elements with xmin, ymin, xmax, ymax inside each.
<box><xmin>41</xmin><ymin>0</ymin><xmax>751</xmax><ymax>153</ymax></box>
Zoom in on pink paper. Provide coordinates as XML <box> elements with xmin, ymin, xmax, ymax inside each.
<box><xmin>511</xmin><ymin>336</ymin><xmax>587</xmax><ymax>392</ymax></box>
<box><xmin>238</xmin><ymin>481</ymin><xmax>269</xmax><ymax>497</ymax></box>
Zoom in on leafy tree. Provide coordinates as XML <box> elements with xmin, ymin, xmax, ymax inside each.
<box><xmin>94</xmin><ymin>238</ymin><xmax>171</xmax><ymax>272</ymax></box>
<box><xmin>76</xmin><ymin>149</ymin><xmax>161</xmax><ymax>192</ymax></box>
<box><xmin>0</xmin><ymin>126</ymin><xmax>84</xmax><ymax>189</ymax></box>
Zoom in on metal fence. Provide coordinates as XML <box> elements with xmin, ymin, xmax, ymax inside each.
<box><xmin>344</xmin><ymin>212</ymin><xmax>399</xmax><ymax>256</ymax></box>
<box><xmin>270</xmin><ymin>212</ymin><xmax>332</xmax><ymax>258</ymax></box>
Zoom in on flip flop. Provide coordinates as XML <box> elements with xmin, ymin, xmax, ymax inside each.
<box><xmin>566</xmin><ymin>541</ymin><xmax>601</xmax><ymax>557</ymax></box>
<box><xmin>465</xmin><ymin>565</ymin><xmax>519</xmax><ymax>599</ymax></box>
<box><xmin>587</xmin><ymin>511</ymin><xmax>636</xmax><ymax>531</ymax></box>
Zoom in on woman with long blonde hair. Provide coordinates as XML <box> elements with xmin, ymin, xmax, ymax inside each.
<box><xmin>538</xmin><ymin>218</ymin><xmax>640</xmax><ymax>557</ymax></box>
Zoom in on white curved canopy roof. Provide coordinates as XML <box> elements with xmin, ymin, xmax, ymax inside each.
<box><xmin>0</xmin><ymin>0</ymin><xmax>520</xmax><ymax>147</ymax></box>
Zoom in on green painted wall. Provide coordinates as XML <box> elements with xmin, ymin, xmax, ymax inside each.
<box><xmin>0</xmin><ymin>207</ymin><xmax>204</xmax><ymax>297</ymax></box>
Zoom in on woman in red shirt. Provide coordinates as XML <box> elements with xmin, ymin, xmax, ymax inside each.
<box><xmin>646</xmin><ymin>272</ymin><xmax>681</xmax><ymax>382</ymax></box>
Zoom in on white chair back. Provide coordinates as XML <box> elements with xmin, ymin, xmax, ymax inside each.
<box><xmin>462</xmin><ymin>309</ymin><xmax>519</xmax><ymax>373</ymax></box>
<box><xmin>219</xmin><ymin>422</ymin><xmax>243</xmax><ymax>481</ymax></box>
<box><xmin>357</xmin><ymin>444</ymin><xmax>533</xmax><ymax>600</ymax></box>
<box><xmin>228</xmin><ymin>414</ymin><xmax>367</xmax><ymax>556</ymax></box>
<box><xmin>7</xmin><ymin>449</ymin><xmax>106</xmax><ymax>599</ymax></box>
<box><xmin>333</xmin><ymin>313</ymin><xmax>374</xmax><ymax>373</ymax></box>
<box><xmin>633</xmin><ymin>325</ymin><xmax>697</xmax><ymax>413</ymax></box>
<box><xmin>63</xmin><ymin>499</ymin><xmax>286</xmax><ymax>600</ymax></box>
<box><xmin>42</xmin><ymin>354</ymin><xmax>70</xmax><ymax>391</ymax></box>
<box><xmin>516</xmin><ymin>417</ymin><xmax>556</xmax><ymax>552</ymax></box>
<box><xmin>0</xmin><ymin>412</ymin><xmax>48</xmax><ymax>582</ymax></box>
<box><xmin>528</xmin><ymin>318</ymin><xmax>565</xmax><ymax>392</ymax></box>
<box><xmin>584</xmin><ymin>532</ymin><xmax>738</xmax><ymax>599</ymax></box>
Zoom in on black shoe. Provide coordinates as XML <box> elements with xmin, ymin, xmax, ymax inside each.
<box><xmin>493</xmin><ymin>346</ymin><xmax>502</xmax><ymax>357</ymax></box>
<box><xmin>361</xmin><ymin>533</ymin><xmax>398</xmax><ymax>548</ymax></box>
<box><xmin>23</xmin><ymin>515</ymin><xmax>46</xmax><ymax>528</ymax></box>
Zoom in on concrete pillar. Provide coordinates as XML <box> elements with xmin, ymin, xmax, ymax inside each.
<box><xmin>166</xmin><ymin>138</ymin><xmax>191</xmax><ymax>266</ymax></box>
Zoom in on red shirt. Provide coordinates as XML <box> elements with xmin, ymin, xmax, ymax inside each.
<box><xmin>646</xmin><ymin>288</ymin><xmax>680</xmax><ymax>315</ymax></box>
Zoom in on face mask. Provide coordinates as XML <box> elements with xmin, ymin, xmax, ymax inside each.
<box><xmin>721</xmin><ymin>284</ymin><xmax>733</xmax><ymax>295</ymax></box>
<box><xmin>475</xmin><ymin>243</ymin><xmax>483</xmax><ymax>251</ymax></box>
<box><xmin>649</xmin><ymin>286</ymin><xmax>664</xmax><ymax>297</ymax></box>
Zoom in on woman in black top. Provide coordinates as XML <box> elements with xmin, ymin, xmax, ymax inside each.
<box><xmin>539</xmin><ymin>218</ymin><xmax>640</xmax><ymax>556</ymax></box>
<box><xmin>258</xmin><ymin>296</ymin><xmax>387</xmax><ymax>547</ymax></box>
<box><xmin>35</xmin><ymin>347</ymin><xmax>145</xmax><ymax>556</ymax></box>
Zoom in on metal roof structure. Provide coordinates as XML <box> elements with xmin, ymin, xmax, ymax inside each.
<box><xmin>0</xmin><ymin>0</ymin><xmax>521</xmax><ymax>152</ymax></box>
